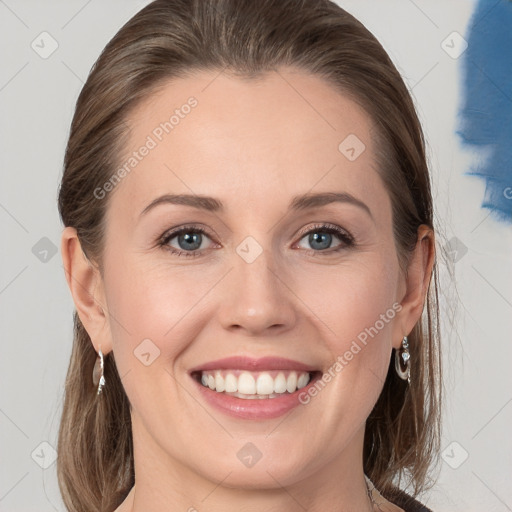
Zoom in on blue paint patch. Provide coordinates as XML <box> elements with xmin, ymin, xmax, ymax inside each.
<box><xmin>458</xmin><ymin>0</ymin><xmax>512</xmax><ymax>222</ymax></box>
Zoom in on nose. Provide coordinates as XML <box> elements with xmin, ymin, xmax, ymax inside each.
<box><xmin>217</xmin><ymin>245</ymin><xmax>297</xmax><ymax>336</ymax></box>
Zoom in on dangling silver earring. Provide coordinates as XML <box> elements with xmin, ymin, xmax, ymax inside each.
<box><xmin>92</xmin><ymin>345</ymin><xmax>106</xmax><ymax>395</ymax></box>
<box><xmin>395</xmin><ymin>336</ymin><xmax>411</xmax><ymax>384</ymax></box>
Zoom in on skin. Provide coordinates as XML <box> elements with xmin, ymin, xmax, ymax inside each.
<box><xmin>61</xmin><ymin>68</ymin><xmax>435</xmax><ymax>512</ymax></box>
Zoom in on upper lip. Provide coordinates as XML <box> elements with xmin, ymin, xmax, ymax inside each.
<box><xmin>189</xmin><ymin>356</ymin><xmax>318</xmax><ymax>373</ymax></box>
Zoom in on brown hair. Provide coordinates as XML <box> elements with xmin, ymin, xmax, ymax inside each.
<box><xmin>57</xmin><ymin>1</ymin><xmax>442</xmax><ymax>510</ymax></box>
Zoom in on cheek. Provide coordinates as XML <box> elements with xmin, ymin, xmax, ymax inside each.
<box><xmin>102</xmin><ymin>254</ymin><xmax>218</xmax><ymax>359</ymax></box>
<box><xmin>101</xmin><ymin>260</ymin><xmax>213</xmax><ymax>414</ymax></box>
<box><xmin>294</xmin><ymin>254</ymin><xmax>399</xmax><ymax>347</ymax></box>
<box><xmin>291</xmin><ymin>253</ymin><xmax>399</xmax><ymax>410</ymax></box>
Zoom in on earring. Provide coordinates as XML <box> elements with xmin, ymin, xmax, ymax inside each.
<box><xmin>395</xmin><ymin>336</ymin><xmax>411</xmax><ymax>384</ymax></box>
<box><xmin>92</xmin><ymin>345</ymin><xmax>106</xmax><ymax>395</ymax></box>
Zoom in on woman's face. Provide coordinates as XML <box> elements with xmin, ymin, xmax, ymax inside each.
<box><xmin>88</xmin><ymin>68</ymin><xmax>413</xmax><ymax>493</ymax></box>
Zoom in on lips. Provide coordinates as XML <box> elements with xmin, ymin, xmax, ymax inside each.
<box><xmin>188</xmin><ymin>356</ymin><xmax>322</xmax><ymax>419</ymax></box>
<box><xmin>189</xmin><ymin>355</ymin><xmax>318</xmax><ymax>373</ymax></box>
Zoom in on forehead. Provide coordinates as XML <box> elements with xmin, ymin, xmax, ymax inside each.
<box><xmin>109</xmin><ymin>68</ymin><xmax>390</xmax><ymax>224</ymax></box>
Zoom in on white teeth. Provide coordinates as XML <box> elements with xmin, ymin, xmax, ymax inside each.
<box><xmin>286</xmin><ymin>372</ymin><xmax>297</xmax><ymax>393</ymax></box>
<box><xmin>225</xmin><ymin>373</ymin><xmax>237</xmax><ymax>392</ymax></box>
<box><xmin>297</xmin><ymin>372</ymin><xmax>309</xmax><ymax>389</ymax></box>
<box><xmin>274</xmin><ymin>372</ymin><xmax>287</xmax><ymax>393</ymax></box>
<box><xmin>228</xmin><ymin>391</ymin><xmax>281</xmax><ymax>400</ymax></box>
<box><xmin>214</xmin><ymin>371</ymin><xmax>225</xmax><ymax>392</ymax></box>
<box><xmin>256</xmin><ymin>373</ymin><xmax>274</xmax><ymax>395</ymax></box>
<box><xmin>198</xmin><ymin>369</ymin><xmax>312</xmax><ymax>397</ymax></box>
<box><xmin>238</xmin><ymin>372</ymin><xmax>256</xmax><ymax>394</ymax></box>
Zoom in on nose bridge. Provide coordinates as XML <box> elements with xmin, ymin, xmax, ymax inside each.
<box><xmin>218</xmin><ymin>236</ymin><xmax>296</xmax><ymax>334</ymax></box>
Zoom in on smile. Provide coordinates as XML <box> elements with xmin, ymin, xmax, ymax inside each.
<box><xmin>197</xmin><ymin>369</ymin><xmax>312</xmax><ymax>399</ymax></box>
<box><xmin>189</xmin><ymin>356</ymin><xmax>322</xmax><ymax>419</ymax></box>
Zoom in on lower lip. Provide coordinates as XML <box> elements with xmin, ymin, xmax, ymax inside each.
<box><xmin>191</xmin><ymin>373</ymin><xmax>319</xmax><ymax>420</ymax></box>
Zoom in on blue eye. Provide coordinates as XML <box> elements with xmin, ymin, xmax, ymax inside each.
<box><xmin>159</xmin><ymin>226</ymin><xmax>214</xmax><ymax>258</ymax></box>
<box><xmin>158</xmin><ymin>223</ymin><xmax>354</xmax><ymax>258</ymax></box>
<box><xmin>296</xmin><ymin>223</ymin><xmax>355</xmax><ymax>254</ymax></box>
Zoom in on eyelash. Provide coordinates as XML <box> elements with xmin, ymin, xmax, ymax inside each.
<box><xmin>157</xmin><ymin>223</ymin><xmax>355</xmax><ymax>258</ymax></box>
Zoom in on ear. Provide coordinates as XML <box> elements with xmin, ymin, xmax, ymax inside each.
<box><xmin>392</xmin><ymin>224</ymin><xmax>436</xmax><ymax>349</ymax></box>
<box><xmin>61</xmin><ymin>226</ymin><xmax>113</xmax><ymax>355</ymax></box>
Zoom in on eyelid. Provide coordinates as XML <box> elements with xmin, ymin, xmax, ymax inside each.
<box><xmin>295</xmin><ymin>222</ymin><xmax>354</xmax><ymax>242</ymax></box>
<box><xmin>159</xmin><ymin>224</ymin><xmax>216</xmax><ymax>244</ymax></box>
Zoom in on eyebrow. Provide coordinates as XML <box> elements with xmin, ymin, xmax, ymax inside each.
<box><xmin>139</xmin><ymin>191</ymin><xmax>373</xmax><ymax>220</ymax></box>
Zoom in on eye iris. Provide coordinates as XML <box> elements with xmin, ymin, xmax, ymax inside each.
<box><xmin>178</xmin><ymin>232</ymin><xmax>202</xmax><ymax>251</ymax></box>
<box><xmin>309</xmin><ymin>231</ymin><xmax>332</xmax><ymax>250</ymax></box>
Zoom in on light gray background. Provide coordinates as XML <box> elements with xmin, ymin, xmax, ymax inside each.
<box><xmin>1</xmin><ymin>0</ymin><xmax>511</xmax><ymax>510</ymax></box>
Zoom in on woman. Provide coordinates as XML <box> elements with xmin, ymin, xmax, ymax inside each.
<box><xmin>57</xmin><ymin>0</ymin><xmax>442</xmax><ymax>511</ymax></box>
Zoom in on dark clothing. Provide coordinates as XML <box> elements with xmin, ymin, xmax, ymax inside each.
<box><xmin>393</xmin><ymin>489</ymin><xmax>433</xmax><ymax>512</ymax></box>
